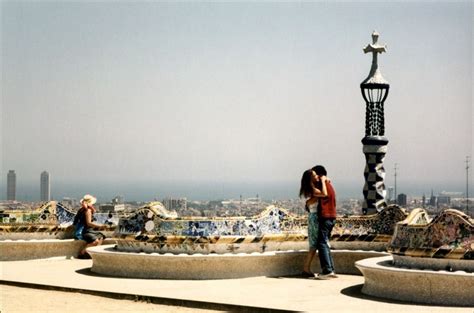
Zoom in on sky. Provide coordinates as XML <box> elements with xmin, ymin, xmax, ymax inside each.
<box><xmin>0</xmin><ymin>1</ymin><xmax>472</xmax><ymax>201</ymax></box>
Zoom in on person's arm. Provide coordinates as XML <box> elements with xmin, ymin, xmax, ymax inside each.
<box><xmin>312</xmin><ymin>177</ymin><xmax>328</xmax><ymax>197</ymax></box>
<box><xmin>320</xmin><ymin>176</ymin><xmax>328</xmax><ymax>197</ymax></box>
<box><xmin>85</xmin><ymin>209</ymin><xmax>102</xmax><ymax>228</ymax></box>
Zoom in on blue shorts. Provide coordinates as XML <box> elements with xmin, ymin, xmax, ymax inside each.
<box><xmin>308</xmin><ymin>212</ymin><xmax>319</xmax><ymax>250</ymax></box>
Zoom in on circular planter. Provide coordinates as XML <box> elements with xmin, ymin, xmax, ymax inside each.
<box><xmin>88</xmin><ymin>244</ymin><xmax>387</xmax><ymax>279</ymax></box>
<box><xmin>356</xmin><ymin>256</ymin><xmax>474</xmax><ymax>306</ymax></box>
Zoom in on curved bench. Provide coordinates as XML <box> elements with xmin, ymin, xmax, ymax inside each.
<box><xmin>0</xmin><ymin>238</ymin><xmax>117</xmax><ymax>261</ymax></box>
<box><xmin>356</xmin><ymin>256</ymin><xmax>474</xmax><ymax>306</ymax></box>
<box><xmin>88</xmin><ymin>244</ymin><xmax>387</xmax><ymax>279</ymax></box>
<box><xmin>0</xmin><ymin>239</ymin><xmax>86</xmax><ymax>260</ymax></box>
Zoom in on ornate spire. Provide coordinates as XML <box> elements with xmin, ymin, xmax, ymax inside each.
<box><xmin>361</xmin><ymin>31</ymin><xmax>389</xmax><ymax>86</ymax></box>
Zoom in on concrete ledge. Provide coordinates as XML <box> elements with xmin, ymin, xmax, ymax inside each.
<box><xmin>356</xmin><ymin>256</ymin><xmax>474</xmax><ymax>306</ymax></box>
<box><xmin>0</xmin><ymin>230</ymin><xmax>116</xmax><ymax>241</ymax></box>
<box><xmin>89</xmin><ymin>245</ymin><xmax>387</xmax><ymax>279</ymax></box>
<box><xmin>116</xmin><ymin>239</ymin><xmax>309</xmax><ymax>254</ymax></box>
<box><xmin>0</xmin><ymin>231</ymin><xmax>73</xmax><ymax>240</ymax></box>
<box><xmin>0</xmin><ymin>239</ymin><xmax>86</xmax><ymax>260</ymax></box>
<box><xmin>0</xmin><ymin>239</ymin><xmax>117</xmax><ymax>261</ymax></box>
<box><xmin>117</xmin><ymin>239</ymin><xmax>388</xmax><ymax>255</ymax></box>
<box><xmin>330</xmin><ymin>241</ymin><xmax>387</xmax><ymax>251</ymax></box>
<box><xmin>392</xmin><ymin>254</ymin><xmax>473</xmax><ymax>272</ymax></box>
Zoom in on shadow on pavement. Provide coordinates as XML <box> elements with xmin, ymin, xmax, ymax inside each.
<box><xmin>340</xmin><ymin>284</ymin><xmax>463</xmax><ymax>307</ymax></box>
<box><xmin>75</xmin><ymin>267</ymin><xmax>127</xmax><ymax>280</ymax></box>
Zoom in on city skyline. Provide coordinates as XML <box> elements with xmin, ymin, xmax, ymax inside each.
<box><xmin>0</xmin><ymin>169</ymin><xmax>470</xmax><ymax>202</ymax></box>
<box><xmin>1</xmin><ymin>2</ymin><xmax>472</xmax><ymax>200</ymax></box>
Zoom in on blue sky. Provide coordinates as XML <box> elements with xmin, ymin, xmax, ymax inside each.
<box><xmin>1</xmin><ymin>1</ymin><xmax>472</xmax><ymax>200</ymax></box>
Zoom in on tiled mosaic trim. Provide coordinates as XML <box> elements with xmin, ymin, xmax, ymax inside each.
<box><xmin>116</xmin><ymin>233</ymin><xmax>308</xmax><ymax>254</ymax></box>
<box><xmin>115</xmin><ymin>204</ymin><xmax>407</xmax><ymax>252</ymax></box>
<box><xmin>389</xmin><ymin>209</ymin><xmax>473</xmax><ymax>260</ymax></box>
<box><xmin>331</xmin><ymin>205</ymin><xmax>408</xmax><ymax>241</ymax></box>
<box><xmin>0</xmin><ymin>201</ymin><xmax>119</xmax><ymax>235</ymax></box>
<box><xmin>0</xmin><ymin>224</ymin><xmax>72</xmax><ymax>235</ymax></box>
<box><xmin>122</xmin><ymin>233</ymin><xmax>308</xmax><ymax>244</ymax></box>
<box><xmin>117</xmin><ymin>204</ymin><xmax>305</xmax><ymax>237</ymax></box>
<box><xmin>1</xmin><ymin>201</ymin><xmax>119</xmax><ymax>226</ymax></box>
<box><xmin>1</xmin><ymin>201</ymin><xmax>408</xmax><ymax>249</ymax></box>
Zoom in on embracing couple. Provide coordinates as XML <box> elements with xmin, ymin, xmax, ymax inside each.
<box><xmin>299</xmin><ymin>165</ymin><xmax>337</xmax><ymax>279</ymax></box>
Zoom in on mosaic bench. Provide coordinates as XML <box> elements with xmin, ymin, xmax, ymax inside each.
<box><xmin>85</xmin><ymin>203</ymin><xmax>408</xmax><ymax>279</ymax></box>
<box><xmin>0</xmin><ymin>201</ymin><xmax>118</xmax><ymax>260</ymax></box>
<box><xmin>113</xmin><ymin>203</ymin><xmax>408</xmax><ymax>254</ymax></box>
<box><xmin>0</xmin><ymin>201</ymin><xmax>118</xmax><ymax>240</ymax></box>
<box><xmin>330</xmin><ymin>204</ymin><xmax>408</xmax><ymax>251</ymax></box>
<box><xmin>356</xmin><ymin>208</ymin><xmax>474</xmax><ymax>306</ymax></box>
<box><xmin>1</xmin><ymin>201</ymin><xmax>407</xmax><ymax>270</ymax></box>
<box><xmin>388</xmin><ymin>208</ymin><xmax>473</xmax><ymax>271</ymax></box>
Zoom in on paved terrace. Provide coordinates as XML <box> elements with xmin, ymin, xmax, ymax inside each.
<box><xmin>0</xmin><ymin>258</ymin><xmax>471</xmax><ymax>313</ymax></box>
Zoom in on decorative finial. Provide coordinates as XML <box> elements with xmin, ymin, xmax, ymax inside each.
<box><xmin>371</xmin><ymin>31</ymin><xmax>379</xmax><ymax>44</ymax></box>
<box><xmin>362</xmin><ymin>31</ymin><xmax>389</xmax><ymax>85</ymax></box>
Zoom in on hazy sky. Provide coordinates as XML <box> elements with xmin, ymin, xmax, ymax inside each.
<box><xmin>1</xmin><ymin>1</ymin><xmax>472</xmax><ymax>199</ymax></box>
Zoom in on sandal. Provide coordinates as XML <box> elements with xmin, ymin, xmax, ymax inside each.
<box><xmin>77</xmin><ymin>252</ymin><xmax>92</xmax><ymax>259</ymax></box>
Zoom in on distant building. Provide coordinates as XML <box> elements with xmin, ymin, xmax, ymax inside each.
<box><xmin>437</xmin><ymin>195</ymin><xmax>451</xmax><ymax>207</ymax></box>
<box><xmin>100</xmin><ymin>203</ymin><xmax>125</xmax><ymax>212</ymax></box>
<box><xmin>162</xmin><ymin>197</ymin><xmax>187</xmax><ymax>211</ymax></box>
<box><xmin>40</xmin><ymin>171</ymin><xmax>50</xmax><ymax>201</ymax></box>
<box><xmin>7</xmin><ymin>170</ymin><xmax>16</xmax><ymax>201</ymax></box>
<box><xmin>247</xmin><ymin>195</ymin><xmax>261</xmax><ymax>203</ymax></box>
<box><xmin>112</xmin><ymin>195</ymin><xmax>124</xmax><ymax>204</ymax></box>
<box><xmin>429</xmin><ymin>190</ymin><xmax>436</xmax><ymax>207</ymax></box>
<box><xmin>61</xmin><ymin>197</ymin><xmax>79</xmax><ymax>209</ymax></box>
<box><xmin>397</xmin><ymin>193</ymin><xmax>407</xmax><ymax>206</ymax></box>
<box><xmin>387</xmin><ymin>187</ymin><xmax>395</xmax><ymax>203</ymax></box>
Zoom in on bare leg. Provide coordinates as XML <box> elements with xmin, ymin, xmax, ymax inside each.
<box><xmin>303</xmin><ymin>249</ymin><xmax>316</xmax><ymax>273</ymax></box>
<box><xmin>79</xmin><ymin>239</ymin><xmax>100</xmax><ymax>255</ymax></box>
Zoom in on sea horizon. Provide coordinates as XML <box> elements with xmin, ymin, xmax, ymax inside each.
<box><xmin>0</xmin><ymin>179</ymin><xmax>470</xmax><ymax>202</ymax></box>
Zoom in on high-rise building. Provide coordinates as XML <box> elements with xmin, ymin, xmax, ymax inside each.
<box><xmin>429</xmin><ymin>189</ymin><xmax>437</xmax><ymax>207</ymax></box>
<box><xmin>397</xmin><ymin>193</ymin><xmax>407</xmax><ymax>206</ymax></box>
<box><xmin>387</xmin><ymin>187</ymin><xmax>395</xmax><ymax>203</ymax></box>
<box><xmin>40</xmin><ymin>171</ymin><xmax>50</xmax><ymax>201</ymax></box>
<box><xmin>7</xmin><ymin>170</ymin><xmax>16</xmax><ymax>201</ymax></box>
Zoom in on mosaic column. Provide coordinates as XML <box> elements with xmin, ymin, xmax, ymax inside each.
<box><xmin>360</xmin><ymin>31</ymin><xmax>390</xmax><ymax>215</ymax></box>
<box><xmin>362</xmin><ymin>136</ymin><xmax>388</xmax><ymax>214</ymax></box>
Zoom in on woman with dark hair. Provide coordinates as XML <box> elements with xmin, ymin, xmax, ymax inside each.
<box><xmin>312</xmin><ymin>165</ymin><xmax>338</xmax><ymax>279</ymax></box>
<box><xmin>299</xmin><ymin>169</ymin><xmax>327</xmax><ymax>277</ymax></box>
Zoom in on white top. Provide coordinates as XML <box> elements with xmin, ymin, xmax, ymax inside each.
<box><xmin>308</xmin><ymin>202</ymin><xmax>318</xmax><ymax>213</ymax></box>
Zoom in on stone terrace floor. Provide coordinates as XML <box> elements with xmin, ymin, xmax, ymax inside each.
<box><xmin>0</xmin><ymin>258</ymin><xmax>471</xmax><ymax>313</ymax></box>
